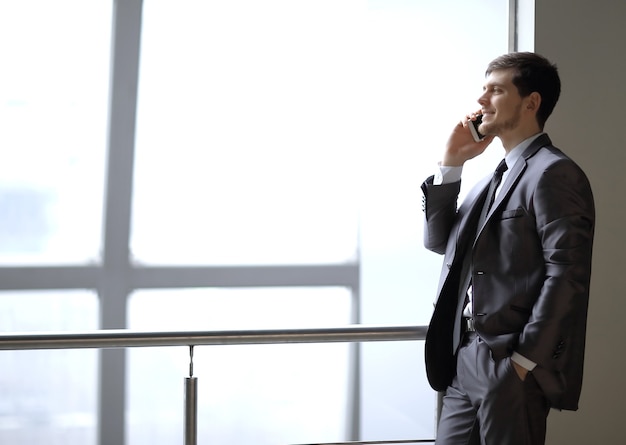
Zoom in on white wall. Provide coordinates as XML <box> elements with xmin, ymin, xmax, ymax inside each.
<box><xmin>535</xmin><ymin>1</ymin><xmax>626</xmax><ymax>443</ymax></box>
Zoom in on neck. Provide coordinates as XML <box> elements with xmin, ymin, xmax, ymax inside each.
<box><xmin>499</xmin><ymin>125</ymin><xmax>542</xmax><ymax>152</ymax></box>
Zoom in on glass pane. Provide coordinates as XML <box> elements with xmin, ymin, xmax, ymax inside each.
<box><xmin>127</xmin><ymin>287</ymin><xmax>352</xmax><ymax>445</ymax></box>
<box><xmin>133</xmin><ymin>0</ymin><xmax>368</xmax><ymax>265</ymax></box>
<box><xmin>0</xmin><ymin>1</ymin><xmax>111</xmax><ymax>265</ymax></box>
<box><xmin>0</xmin><ymin>291</ymin><xmax>99</xmax><ymax>445</ymax></box>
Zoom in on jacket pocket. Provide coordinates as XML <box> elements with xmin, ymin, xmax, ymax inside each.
<box><xmin>500</xmin><ymin>207</ymin><xmax>525</xmax><ymax>220</ymax></box>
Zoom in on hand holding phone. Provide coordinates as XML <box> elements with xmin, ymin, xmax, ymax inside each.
<box><xmin>443</xmin><ymin>113</ymin><xmax>493</xmax><ymax>166</ymax></box>
<box><xmin>468</xmin><ymin>114</ymin><xmax>485</xmax><ymax>142</ymax></box>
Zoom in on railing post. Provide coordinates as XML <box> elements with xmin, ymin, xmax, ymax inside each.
<box><xmin>185</xmin><ymin>346</ymin><xmax>198</xmax><ymax>445</ymax></box>
<box><xmin>184</xmin><ymin>377</ymin><xmax>198</xmax><ymax>445</ymax></box>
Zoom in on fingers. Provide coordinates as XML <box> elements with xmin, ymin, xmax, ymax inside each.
<box><xmin>460</xmin><ymin>110</ymin><xmax>483</xmax><ymax>127</ymax></box>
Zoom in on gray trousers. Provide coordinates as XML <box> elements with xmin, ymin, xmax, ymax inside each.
<box><xmin>435</xmin><ymin>332</ymin><xmax>551</xmax><ymax>445</ymax></box>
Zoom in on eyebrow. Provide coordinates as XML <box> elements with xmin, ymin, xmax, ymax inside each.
<box><xmin>483</xmin><ymin>81</ymin><xmax>507</xmax><ymax>90</ymax></box>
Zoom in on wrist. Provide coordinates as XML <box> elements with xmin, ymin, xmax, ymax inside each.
<box><xmin>511</xmin><ymin>360</ymin><xmax>529</xmax><ymax>381</ymax></box>
<box><xmin>441</xmin><ymin>155</ymin><xmax>465</xmax><ymax>167</ymax></box>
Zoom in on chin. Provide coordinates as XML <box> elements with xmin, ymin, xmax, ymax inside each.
<box><xmin>479</xmin><ymin>121</ymin><xmax>498</xmax><ymax>136</ymax></box>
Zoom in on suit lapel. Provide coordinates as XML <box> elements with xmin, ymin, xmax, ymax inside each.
<box><xmin>479</xmin><ymin>134</ymin><xmax>552</xmax><ymax>229</ymax></box>
<box><xmin>455</xmin><ymin>176</ymin><xmax>490</xmax><ymax>253</ymax></box>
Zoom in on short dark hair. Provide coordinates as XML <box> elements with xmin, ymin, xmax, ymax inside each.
<box><xmin>486</xmin><ymin>52</ymin><xmax>561</xmax><ymax>129</ymax></box>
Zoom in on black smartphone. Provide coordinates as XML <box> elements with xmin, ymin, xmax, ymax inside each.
<box><xmin>468</xmin><ymin>114</ymin><xmax>485</xmax><ymax>142</ymax></box>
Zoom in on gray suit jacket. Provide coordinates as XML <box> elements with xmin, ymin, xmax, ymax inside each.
<box><xmin>421</xmin><ymin>134</ymin><xmax>595</xmax><ymax>410</ymax></box>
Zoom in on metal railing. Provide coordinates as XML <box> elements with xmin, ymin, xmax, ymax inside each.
<box><xmin>294</xmin><ymin>440</ymin><xmax>434</xmax><ymax>445</ymax></box>
<box><xmin>295</xmin><ymin>441</ymin><xmax>434</xmax><ymax>445</ymax></box>
<box><xmin>0</xmin><ymin>324</ymin><xmax>430</xmax><ymax>445</ymax></box>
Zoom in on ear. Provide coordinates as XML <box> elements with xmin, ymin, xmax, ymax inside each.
<box><xmin>525</xmin><ymin>92</ymin><xmax>542</xmax><ymax>112</ymax></box>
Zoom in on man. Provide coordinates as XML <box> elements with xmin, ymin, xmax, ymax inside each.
<box><xmin>421</xmin><ymin>52</ymin><xmax>595</xmax><ymax>444</ymax></box>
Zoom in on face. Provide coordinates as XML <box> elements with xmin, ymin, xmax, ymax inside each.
<box><xmin>477</xmin><ymin>69</ymin><xmax>525</xmax><ymax>136</ymax></box>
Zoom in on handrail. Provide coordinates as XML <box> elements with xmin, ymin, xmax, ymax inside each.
<box><xmin>0</xmin><ymin>324</ymin><xmax>431</xmax><ymax>445</ymax></box>
<box><xmin>294</xmin><ymin>440</ymin><xmax>433</xmax><ymax>444</ymax></box>
<box><xmin>0</xmin><ymin>324</ymin><xmax>427</xmax><ymax>350</ymax></box>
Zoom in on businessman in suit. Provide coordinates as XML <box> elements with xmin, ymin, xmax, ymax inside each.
<box><xmin>421</xmin><ymin>52</ymin><xmax>595</xmax><ymax>444</ymax></box>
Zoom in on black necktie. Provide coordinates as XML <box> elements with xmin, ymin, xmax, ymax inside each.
<box><xmin>478</xmin><ymin>159</ymin><xmax>508</xmax><ymax>225</ymax></box>
<box><xmin>452</xmin><ymin>159</ymin><xmax>508</xmax><ymax>351</ymax></box>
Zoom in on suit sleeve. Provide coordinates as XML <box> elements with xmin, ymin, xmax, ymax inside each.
<box><xmin>421</xmin><ymin>176</ymin><xmax>462</xmax><ymax>255</ymax></box>
<box><xmin>516</xmin><ymin>159</ymin><xmax>595</xmax><ymax>372</ymax></box>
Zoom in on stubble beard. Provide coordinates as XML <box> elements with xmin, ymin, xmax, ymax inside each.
<box><xmin>479</xmin><ymin>104</ymin><xmax>522</xmax><ymax>136</ymax></box>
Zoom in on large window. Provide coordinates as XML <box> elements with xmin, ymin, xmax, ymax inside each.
<box><xmin>0</xmin><ymin>1</ymin><xmax>510</xmax><ymax>444</ymax></box>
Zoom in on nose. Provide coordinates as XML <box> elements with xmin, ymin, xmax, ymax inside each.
<box><xmin>477</xmin><ymin>92</ymin><xmax>487</xmax><ymax>106</ymax></box>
